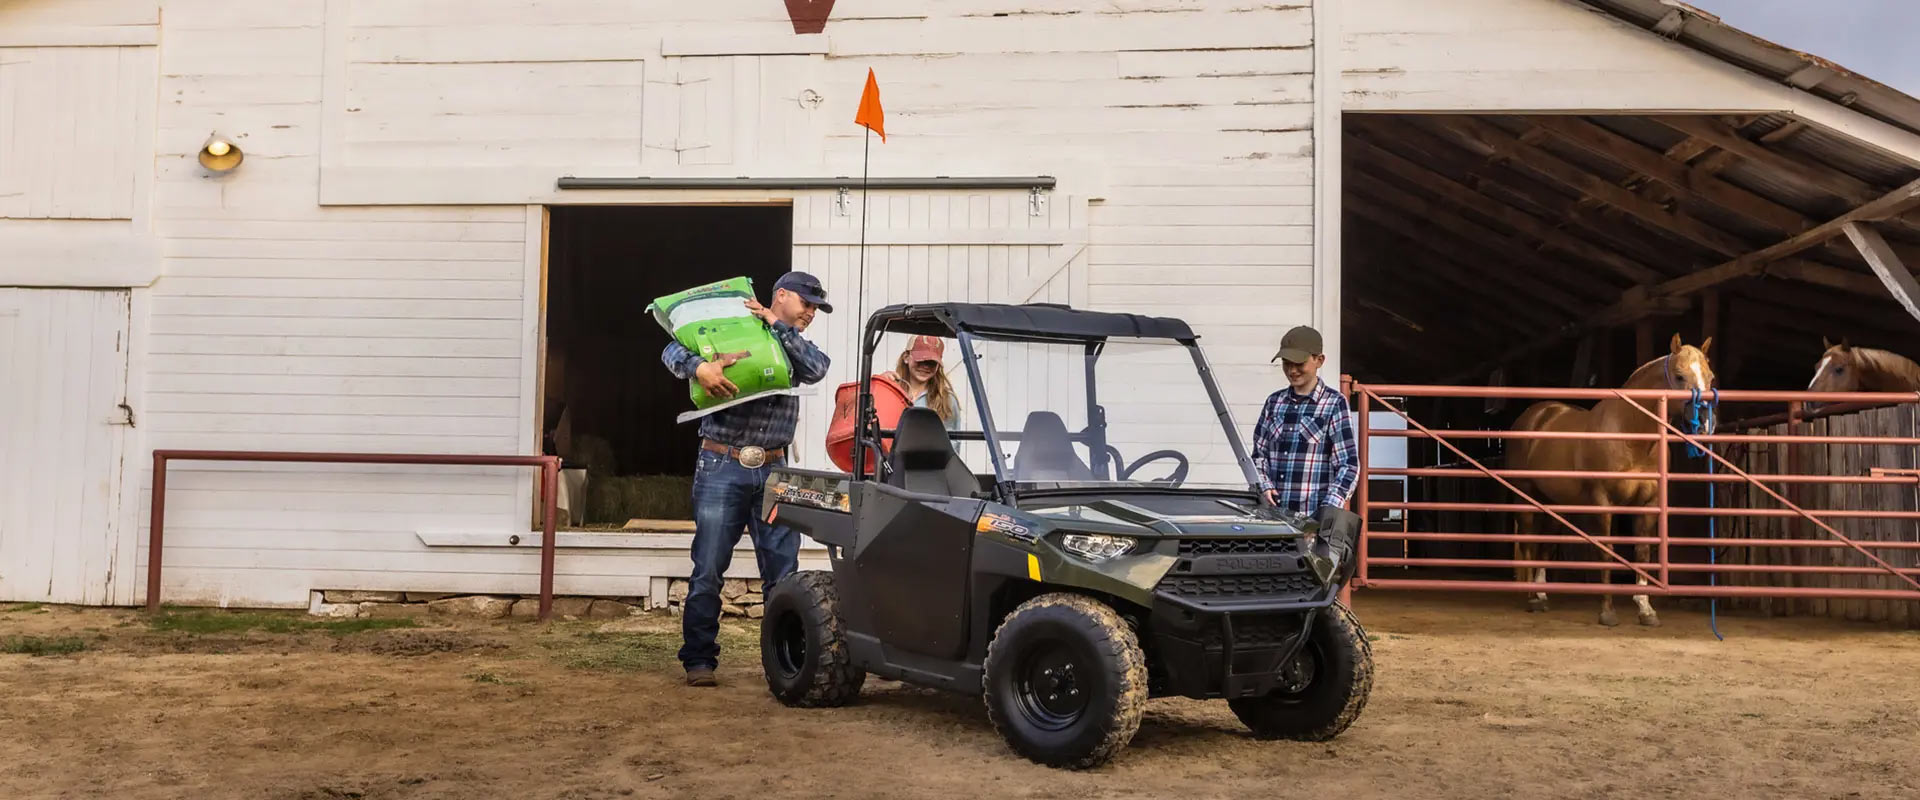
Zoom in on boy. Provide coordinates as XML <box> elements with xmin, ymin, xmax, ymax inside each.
<box><xmin>1251</xmin><ymin>325</ymin><xmax>1360</xmax><ymax>515</ymax></box>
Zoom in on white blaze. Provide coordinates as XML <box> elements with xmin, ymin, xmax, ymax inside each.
<box><xmin>1807</xmin><ymin>356</ymin><xmax>1832</xmax><ymax>390</ymax></box>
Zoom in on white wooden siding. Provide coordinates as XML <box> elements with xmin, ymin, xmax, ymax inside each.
<box><xmin>0</xmin><ymin>289</ymin><xmax>133</xmax><ymax>605</ymax></box>
<box><xmin>0</xmin><ymin>46</ymin><xmax>155</xmax><ymax>220</ymax></box>
<box><xmin>129</xmin><ymin>0</ymin><xmax>1316</xmax><ymax>607</ymax></box>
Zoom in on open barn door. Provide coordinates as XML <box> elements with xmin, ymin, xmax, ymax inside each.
<box><xmin>789</xmin><ymin>189</ymin><xmax>1089</xmax><ymax>471</ymax></box>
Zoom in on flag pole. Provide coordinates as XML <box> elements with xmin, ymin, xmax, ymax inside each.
<box><xmin>855</xmin><ymin>126</ymin><xmax>870</xmax><ymax>360</ymax></box>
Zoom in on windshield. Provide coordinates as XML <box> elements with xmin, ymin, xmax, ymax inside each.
<box><xmin>956</xmin><ymin>335</ymin><xmax>1256</xmax><ymax>492</ymax></box>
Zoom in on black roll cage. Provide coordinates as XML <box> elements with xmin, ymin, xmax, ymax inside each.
<box><xmin>851</xmin><ymin>303</ymin><xmax>1261</xmax><ymax>504</ymax></box>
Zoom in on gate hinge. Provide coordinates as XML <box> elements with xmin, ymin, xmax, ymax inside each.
<box><xmin>834</xmin><ymin>187</ymin><xmax>851</xmax><ymax>217</ymax></box>
<box><xmin>1028</xmin><ymin>186</ymin><xmax>1047</xmax><ymax>217</ymax></box>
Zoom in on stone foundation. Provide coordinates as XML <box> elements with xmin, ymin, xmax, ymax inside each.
<box><xmin>311</xmin><ymin>583</ymin><xmax>768</xmax><ymax>621</ymax></box>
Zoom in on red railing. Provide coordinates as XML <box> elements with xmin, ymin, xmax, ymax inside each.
<box><xmin>1349</xmin><ymin>381</ymin><xmax>1920</xmax><ymax>602</ymax></box>
<box><xmin>147</xmin><ymin>450</ymin><xmax>562</xmax><ymax>619</ymax></box>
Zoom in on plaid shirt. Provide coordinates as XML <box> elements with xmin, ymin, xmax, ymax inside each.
<box><xmin>1251</xmin><ymin>380</ymin><xmax>1360</xmax><ymax>514</ymax></box>
<box><xmin>662</xmin><ymin>320</ymin><xmax>830</xmax><ymax>449</ymax></box>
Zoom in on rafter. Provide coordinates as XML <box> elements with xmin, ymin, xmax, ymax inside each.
<box><xmin>1438</xmin><ymin>116</ymin><xmax>1757</xmax><ymax>258</ymax></box>
<box><xmin>1347</xmin><ymin>136</ymin><xmax>1664</xmax><ymax>285</ymax></box>
<box><xmin>1656</xmin><ymin>115</ymin><xmax>1878</xmax><ymax>205</ymax></box>
<box><xmin>1530</xmin><ymin>116</ymin><xmax>1814</xmax><ymax>234</ymax></box>
<box><xmin>1346</xmin><ymin>230</ymin><xmax>1566</xmax><ymax>331</ymax></box>
<box><xmin>1343</xmin><ymin>187</ymin><xmax>1606</xmax><ymax>312</ymax></box>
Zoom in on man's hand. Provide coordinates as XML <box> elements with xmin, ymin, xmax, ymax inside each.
<box><xmin>694</xmin><ymin>352</ymin><xmax>747</xmax><ymax>399</ymax></box>
<box><xmin>744</xmin><ymin>298</ymin><xmax>777</xmax><ymax>325</ymax></box>
<box><xmin>1264</xmin><ymin>488</ymin><xmax>1280</xmax><ymax>506</ymax></box>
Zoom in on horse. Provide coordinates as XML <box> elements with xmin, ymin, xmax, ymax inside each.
<box><xmin>1805</xmin><ymin>338</ymin><xmax>1920</xmax><ymax>398</ymax></box>
<box><xmin>1507</xmin><ymin>335</ymin><xmax>1717</xmax><ymax>627</ymax></box>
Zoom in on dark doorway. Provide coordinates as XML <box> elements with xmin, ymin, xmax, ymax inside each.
<box><xmin>542</xmin><ymin>205</ymin><xmax>792</xmax><ymax>524</ymax></box>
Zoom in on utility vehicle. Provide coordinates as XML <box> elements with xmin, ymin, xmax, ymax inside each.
<box><xmin>759</xmin><ymin>302</ymin><xmax>1370</xmax><ymax>769</ymax></box>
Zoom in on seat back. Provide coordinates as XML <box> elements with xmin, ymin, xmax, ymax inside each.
<box><xmin>887</xmin><ymin>407</ymin><xmax>977</xmax><ymax>496</ymax></box>
<box><xmin>1011</xmin><ymin>411</ymin><xmax>1094</xmax><ymax>482</ymax></box>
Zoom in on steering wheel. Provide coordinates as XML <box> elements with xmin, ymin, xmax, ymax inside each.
<box><xmin>1118</xmin><ymin>449</ymin><xmax>1190</xmax><ymax>486</ymax></box>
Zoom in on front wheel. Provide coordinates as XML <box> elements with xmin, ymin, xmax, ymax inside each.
<box><xmin>982</xmin><ymin>594</ymin><xmax>1148</xmax><ymax>769</ymax></box>
<box><xmin>1229</xmin><ymin>602</ymin><xmax>1373</xmax><ymax>741</ymax></box>
<box><xmin>761</xmin><ymin>571</ymin><xmax>866</xmax><ymax>707</ymax></box>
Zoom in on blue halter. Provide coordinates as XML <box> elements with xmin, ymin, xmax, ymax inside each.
<box><xmin>1663</xmin><ymin>356</ymin><xmax>1719</xmax><ymax>458</ymax></box>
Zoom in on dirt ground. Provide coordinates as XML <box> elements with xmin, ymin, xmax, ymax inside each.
<box><xmin>4</xmin><ymin>591</ymin><xmax>1917</xmax><ymax>800</ymax></box>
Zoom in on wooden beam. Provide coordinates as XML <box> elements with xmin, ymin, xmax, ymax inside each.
<box><xmin>1614</xmin><ymin>175</ymin><xmax>1920</xmax><ymax>307</ymax></box>
<box><xmin>1346</xmin><ymin>232</ymin><xmax>1565</xmax><ymax>333</ymax></box>
<box><xmin>1347</xmin><ymin>136</ymin><xmax>1664</xmax><ymax>285</ymax></box>
<box><xmin>1392</xmin><ymin>120</ymin><xmax>1711</xmax><ymax>270</ymax></box>
<box><xmin>1344</xmin><ymin>202</ymin><xmax>1593</xmax><ymax>323</ymax></box>
<box><xmin>1344</xmin><ymin>185</ymin><xmax>1608</xmax><ymax>311</ymax></box>
<box><xmin>1656</xmin><ymin>116</ymin><xmax>1878</xmax><ymax>205</ymax></box>
<box><xmin>1440</xmin><ymin>116</ymin><xmax>1757</xmax><ymax>258</ymax></box>
<box><xmin>1843</xmin><ymin>222</ymin><xmax>1920</xmax><ymax>323</ymax></box>
<box><xmin>1764</xmin><ymin>260</ymin><xmax>1899</xmax><ymax>296</ymax></box>
<box><xmin>1532</xmin><ymin>117</ymin><xmax>1815</xmax><ymax>235</ymax></box>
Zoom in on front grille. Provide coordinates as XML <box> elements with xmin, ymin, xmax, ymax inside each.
<box><xmin>1178</xmin><ymin>537</ymin><xmax>1296</xmax><ymax>556</ymax></box>
<box><xmin>1158</xmin><ymin>573</ymin><xmax>1319</xmax><ymax>598</ymax></box>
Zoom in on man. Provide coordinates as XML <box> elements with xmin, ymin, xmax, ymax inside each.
<box><xmin>661</xmin><ymin>271</ymin><xmax>832</xmax><ymax>687</ymax></box>
<box><xmin>1251</xmin><ymin>325</ymin><xmax>1360</xmax><ymax>515</ymax></box>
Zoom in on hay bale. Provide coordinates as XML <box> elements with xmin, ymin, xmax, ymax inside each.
<box><xmin>583</xmin><ymin>474</ymin><xmax>693</xmax><ymax>524</ymax></box>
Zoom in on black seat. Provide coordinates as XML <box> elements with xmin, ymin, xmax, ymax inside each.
<box><xmin>1011</xmin><ymin>411</ymin><xmax>1094</xmax><ymax>482</ymax></box>
<box><xmin>887</xmin><ymin>407</ymin><xmax>977</xmax><ymax>497</ymax></box>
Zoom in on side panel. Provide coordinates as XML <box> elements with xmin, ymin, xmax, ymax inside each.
<box><xmin>847</xmin><ymin>485</ymin><xmax>983</xmax><ymax>661</ymax></box>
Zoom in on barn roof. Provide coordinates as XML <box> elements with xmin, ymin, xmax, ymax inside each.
<box><xmin>1343</xmin><ymin>3</ymin><xmax>1920</xmax><ymax>390</ymax></box>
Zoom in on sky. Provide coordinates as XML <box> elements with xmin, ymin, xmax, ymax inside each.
<box><xmin>1688</xmin><ymin>0</ymin><xmax>1920</xmax><ymax>95</ymax></box>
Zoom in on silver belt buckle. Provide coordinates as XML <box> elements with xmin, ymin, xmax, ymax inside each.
<box><xmin>737</xmin><ymin>446</ymin><xmax>767</xmax><ymax>469</ymax></box>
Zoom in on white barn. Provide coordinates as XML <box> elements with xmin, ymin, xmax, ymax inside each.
<box><xmin>4</xmin><ymin>0</ymin><xmax>1918</xmax><ymax>608</ymax></box>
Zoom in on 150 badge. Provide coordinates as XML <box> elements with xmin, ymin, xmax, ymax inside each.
<box><xmin>977</xmin><ymin>512</ymin><xmax>1037</xmax><ymax>543</ymax></box>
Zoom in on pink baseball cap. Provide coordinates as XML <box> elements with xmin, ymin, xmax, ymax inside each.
<box><xmin>907</xmin><ymin>335</ymin><xmax>945</xmax><ymax>363</ymax></box>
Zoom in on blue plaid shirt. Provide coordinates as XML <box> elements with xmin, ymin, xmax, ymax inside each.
<box><xmin>1251</xmin><ymin>380</ymin><xmax>1360</xmax><ymax>514</ymax></box>
<box><xmin>662</xmin><ymin>320</ymin><xmax>830</xmax><ymax>449</ymax></box>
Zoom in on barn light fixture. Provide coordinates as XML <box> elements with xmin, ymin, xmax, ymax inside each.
<box><xmin>197</xmin><ymin>133</ymin><xmax>243</xmax><ymax>172</ymax></box>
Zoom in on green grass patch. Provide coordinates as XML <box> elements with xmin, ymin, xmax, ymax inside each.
<box><xmin>550</xmin><ymin>626</ymin><xmax>757</xmax><ymax>673</ymax></box>
<box><xmin>148</xmin><ymin>609</ymin><xmax>418</xmax><ymax>636</ymax></box>
<box><xmin>2</xmin><ymin>602</ymin><xmax>45</xmax><ymax>613</ymax></box>
<box><xmin>1</xmin><ymin>635</ymin><xmax>87</xmax><ymax>656</ymax></box>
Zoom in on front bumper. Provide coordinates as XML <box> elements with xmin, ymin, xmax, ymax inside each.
<box><xmin>1143</xmin><ymin>569</ymin><xmax>1336</xmax><ymax>700</ymax></box>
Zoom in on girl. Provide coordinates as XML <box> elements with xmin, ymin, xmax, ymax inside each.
<box><xmin>887</xmin><ymin>335</ymin><xmax>960</xmax><ymax>427</ymax></box>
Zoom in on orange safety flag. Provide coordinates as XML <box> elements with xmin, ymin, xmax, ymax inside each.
<box><xmin>854</xmin><ymin>68</ymin><xmax>886</xmax><ymax>142</ymax></box>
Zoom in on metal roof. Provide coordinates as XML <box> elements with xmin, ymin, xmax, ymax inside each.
<box><xmin>1576</xmin><ymin>0</ymin><xmax>1920</xmax><ymax>138</ymax></box>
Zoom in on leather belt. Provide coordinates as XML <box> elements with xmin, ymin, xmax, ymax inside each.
<box><xmin>702</xmin><ymin>439</ymin><xmax>785</xmax><ymax>468</ymax></box>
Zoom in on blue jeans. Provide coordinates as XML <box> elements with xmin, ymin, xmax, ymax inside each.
<box><xmin>679</xmin><ymin>449</ymin><xmax>799</xmax><ymax>670</ymax></box>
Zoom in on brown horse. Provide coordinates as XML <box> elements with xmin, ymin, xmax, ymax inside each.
<box><xmin>1508</xmin><ymin>335</ymin><xmax>1718</xmax><ymax>627</ymax></box>
<box><xmin>1805</xmin><ymin>338</ymin><xmax>1920</xmax><ymax>396</ymax></box>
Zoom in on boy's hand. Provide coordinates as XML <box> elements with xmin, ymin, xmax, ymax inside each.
<box><xmin>1264</xmin><ymin>489</ymin><xmax>1280</xmax><ymax>506</ymax></box>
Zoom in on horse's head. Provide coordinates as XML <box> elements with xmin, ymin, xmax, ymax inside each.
<box><xmin>1668</xmin><ymin>334</ymin><xmax>1717</xmax><ymax>435</ymax></box>
<box><xmin>1807</xmin><ymin>338</ymin><xmax>1863</xmax><ymax>403</ymax></box>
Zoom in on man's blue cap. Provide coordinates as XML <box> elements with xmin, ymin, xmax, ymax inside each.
<box><xmin>773</xmin><ymin>271</ymin><xmax>832</xmax><ymax>313</ymax></box>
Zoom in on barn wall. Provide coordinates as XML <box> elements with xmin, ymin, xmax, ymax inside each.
<box><xmin>116</xmin><ymin>0</ymin><xmax>1320</xmax><ymax>607</ymax></box>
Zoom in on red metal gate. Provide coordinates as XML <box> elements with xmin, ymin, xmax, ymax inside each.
<box><xmin>1347</xmin><ymin>380</ymin><xmax>1920</xmax><ymax>603</ymax></box>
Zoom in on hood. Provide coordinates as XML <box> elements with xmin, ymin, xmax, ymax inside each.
<box><xmin>1020</xmin><ymin>497</ymin><xmax>1315</xmax><ymax>538</ymax></box>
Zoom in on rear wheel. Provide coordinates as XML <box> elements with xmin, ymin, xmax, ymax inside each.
<box><xmin>761</xmin><ymin>571</ymin><xmax>865</xmax><ymax>707</ymax></box>
<box><xmin>982</xmin><ymin>594</ymin><xmax>1147</xmax><ymax>769</ymax></box>
<box><xmin>1229</xmin><ymin>602</ymin><xmax>1373</xmax><ymax>741</ymax></box>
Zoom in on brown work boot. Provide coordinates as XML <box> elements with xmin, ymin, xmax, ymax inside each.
<box><xmin>684</xmin><ymin>666</ymin><xmax>717</xmax><ymax>687</ymax></box>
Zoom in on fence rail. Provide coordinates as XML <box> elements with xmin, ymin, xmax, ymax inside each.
<box><xmin>147</xmin><ymin>450</ymin><xmax>562</xmax><ymax>619</ymax></box>
<box><xmin>1349</xmin><ymin>379</ymin><xmax>1920</xmax><ymax>612</ymax></box>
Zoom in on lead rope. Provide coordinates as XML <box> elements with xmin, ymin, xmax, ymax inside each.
<box><xmin>1687</xmin><ymin>386</ymin><xmax>1725</xmax><ymax>641</ymax></box>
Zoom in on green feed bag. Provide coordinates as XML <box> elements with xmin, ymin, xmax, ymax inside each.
<box><xmin>647</xmin><ymin>276</ymin><xmax>798</xmax><ymax>424</ymax></box>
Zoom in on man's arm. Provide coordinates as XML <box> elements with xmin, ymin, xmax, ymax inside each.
<box><xmin>1323</xmin><ymin>401</ymin><xmax>1361</xmax><ymax>509</ymax></box>
<box><xmin>1249</xmin><ymin>394</ymin><xmax>1277</xmax><ymax>492</ymax></box>
<box><xmin>662</xmin><ymin>340</ymin><xmax>703</xmax><ymax>380</ymax></box>
<box><xmin>770</xmin><ymin>320</ymin><xmax>831</xmax><ymax>385</ymax></box>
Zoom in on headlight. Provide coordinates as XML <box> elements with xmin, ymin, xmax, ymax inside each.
<box><xmin>1061</xmin><ymin>533</ymin><xmax>1136</xmax><ymax>562</ymax></box>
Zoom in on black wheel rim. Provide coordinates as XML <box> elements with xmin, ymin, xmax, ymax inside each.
<box><xmin>1276</xmin><ymin>641</ymin><xmax>1321</xmax><ymax>697</ymax></box>
<box><xmin>1013</xmin><ymin>639</ymin><xmax>1091</xmax><ymax>731</ymax></box>
<box><xmin>771</xmin><ymin>609</ymin><xmax>807</xmax><ymax>679</ymax></box>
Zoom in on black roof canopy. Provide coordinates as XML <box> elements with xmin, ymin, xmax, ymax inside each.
<box><xmin>864</xmin><ymin>302</ymin><xmax>1197</xmax><ymax>343</ymax></box>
